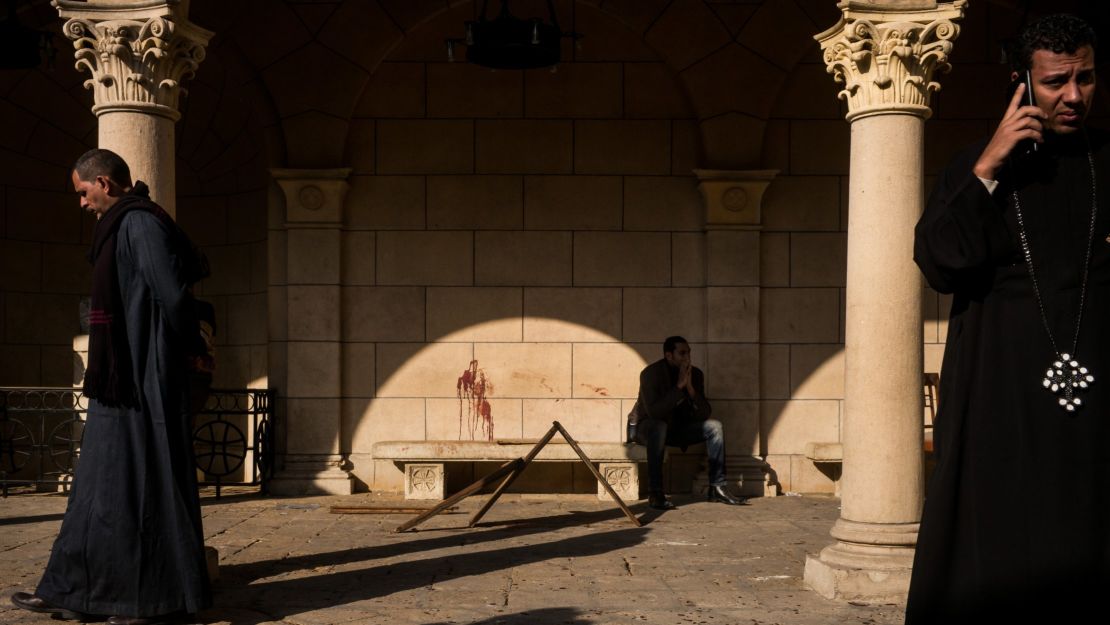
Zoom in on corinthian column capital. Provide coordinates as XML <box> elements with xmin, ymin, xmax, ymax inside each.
<box><xmin>53</xmin><ymin>0</ymin><xmax>213</xmax><ymax>121</ymax></box>
<box><xmin>816</xmin><ymin>0</ymin><xmax>966</xmax><ymax>121</ymax></box>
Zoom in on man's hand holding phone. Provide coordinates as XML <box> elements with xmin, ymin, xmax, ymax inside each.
<box><xmin>973</xmin><ymin>81</ymin><xmax>1046</xmax><ymax>181</ymax></box>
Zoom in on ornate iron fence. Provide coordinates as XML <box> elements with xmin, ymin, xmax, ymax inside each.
<box><xmin>0</xmin><ymin>387</ymin><xmax>275</xmax><ymax>498</ymax></box>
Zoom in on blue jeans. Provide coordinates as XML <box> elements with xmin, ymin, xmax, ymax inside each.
<box><xmin>637</xmin><ymin>418</ymin><xmax>726</xmax><ymax>494</ymax></box>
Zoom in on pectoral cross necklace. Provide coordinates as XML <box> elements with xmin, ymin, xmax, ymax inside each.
<box><xmin>1012</xmin><ymin>144</ymin><xmax>1097</xmax><ymax>412</ymax></box>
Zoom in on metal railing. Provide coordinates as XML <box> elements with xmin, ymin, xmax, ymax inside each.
<box><xmin>0</xmin><ymin>387</ymin><xmax>275</xmax><ymax>498</ymax></box>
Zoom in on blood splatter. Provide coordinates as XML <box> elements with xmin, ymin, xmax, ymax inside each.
<box><xmin>458</xmin><ymin>359</ymin><xmax>494</xmax><ymax>441</ymax></box>
<box><xmin>582</xmin><ymin>384</ymin><xmax>610</xmax><ymax>396</ymax></box>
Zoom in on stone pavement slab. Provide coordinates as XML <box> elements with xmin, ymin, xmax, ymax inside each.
<box><xmin>0</xmin><ymin>490</ymin><xmax>905</xmax><ymax>624</ymax></box>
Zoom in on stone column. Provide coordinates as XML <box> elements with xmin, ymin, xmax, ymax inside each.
<box><xmin>54</xmin><ymin>0</ymin><xmax>212</xmax><ymax>216</ymax></box>
<box><xmin>694</xmin><ymin>169</ymin><xmax>777</xmax><ymax>497</ymax></box>
<box><xmin>804</xmin><ymin>0</ymin><xmax>964</xmax><ymax>602</ymax></box>
<box><xmin>268</xmin><ymin>169</ymin><xmax>353</xmax><ymax>495</ymax></box>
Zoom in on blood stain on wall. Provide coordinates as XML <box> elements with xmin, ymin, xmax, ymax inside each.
<box><xmin>457</xmin><ymin>359</ymin><xmax>493</xmax><ymax>441</ymax></box>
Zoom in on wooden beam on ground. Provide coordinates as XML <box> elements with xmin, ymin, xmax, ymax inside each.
<box><xmin>330</xmin><ymin>505</ymin><xmax>459</xmax><ymax>515</ymax></box>
<box><xmin>395</xmin><ymin>421</ymin><xmax>643</xmax><ymax>532</ymax></box>
<box><xmin>554</xmin><ymin>421</ymin><xmax>642</xmax><ymax>528</ymax></box>
<box><xmin>394</xmin><ymin>457</ymin><xmax>523</xmax><ymax>533</ymax></box>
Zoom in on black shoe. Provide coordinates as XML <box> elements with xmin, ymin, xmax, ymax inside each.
<box><xmin>707</xmin><ymin>484</ymin><xmax>749</xmax><ymax>505</ymax></box>
<box><xmin>10</xmin><ymin>592</ymin><xmax>91</xmax><ymax>621</ymax></box>
<box><xmin>648</xmin><ymin>493</ymin><xmax>676</xmax><ymax>510</ymax></box>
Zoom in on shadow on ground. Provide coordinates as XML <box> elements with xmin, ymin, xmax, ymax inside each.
<box><xmin>213</xmin><ymin>521</ymin><xmax>649</xmax><ymax>624</ymax></box>
<box><xmin>0</xmin><ymin>513</ymin><xmax>66</xmax><ymax>527</ymax></box>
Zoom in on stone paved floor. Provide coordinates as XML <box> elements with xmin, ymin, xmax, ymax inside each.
<box><xmin>1</xmin><ymin>489</ymin><xmax>905</xmax><ymax>625</ymax></box>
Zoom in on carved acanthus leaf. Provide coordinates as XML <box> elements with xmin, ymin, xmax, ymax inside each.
<box><xmin>61</xmin><ymin>16</ymin><xmax>208</xmax><ymax>117</ymax></box>
<box><xmin>817</xmin><ymin>1</ymin><xmax>965</xmax><ymax>120</ymax></box>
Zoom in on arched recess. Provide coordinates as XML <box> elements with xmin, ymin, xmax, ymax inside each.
<box><xmin>591</xmin><ymin>0</ymin><xmax>842</xmax><ymax>169</ymax></box>
<box><xmin>330</xmin><ymin>0</ymin><xmax>733</xmax><ymax>494</ymax></box>
<box><xmin>169</xmin><ymin>0</ymin><xmax>867</xmax><ymax>495</ymax></box>
<box><xmin>0</xmin><ymin>0</ymin><xmax>853</xmax><ymax>495</ymax></box>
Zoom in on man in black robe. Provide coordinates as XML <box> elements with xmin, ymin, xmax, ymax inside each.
<box><xmin>907</xmin><ymin>14</ymin><xmax>1109</xmax><ymax>624</ymax></box>
<box><xmin>632</xmin><ymin>336</ymin><xmax>747</xmax><ymax>510</ymax></box>
<box><xmin>11</xmin><ymin>150</ymin><xmax>211</xmax><ymax>625</ymax></box>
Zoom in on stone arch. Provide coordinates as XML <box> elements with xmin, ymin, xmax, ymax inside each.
<box><xmin>593</xmin><ymin>0</ymin><xmax>842</xmax><ymax>169</ymax></box>
<box><xmin>211</xmin><ymin>0</ymin><xmax>842</xmax><ymax>172</ymax></box>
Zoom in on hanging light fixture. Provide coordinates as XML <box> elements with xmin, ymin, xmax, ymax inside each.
<box><xmin>0</xmin><ymin>0</ymin><xmax>55</xmax><ymax>70</ymax></box>
<box><xmin>447</xmin><ymin>0</ymin><xmax>580</xmax><ymax>70</ymax></box>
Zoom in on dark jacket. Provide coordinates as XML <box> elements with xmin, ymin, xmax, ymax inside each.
<box><xmin>633</xmin><ymin>358</ymin><xmax>711</xmax><ymax>424</ymax></box>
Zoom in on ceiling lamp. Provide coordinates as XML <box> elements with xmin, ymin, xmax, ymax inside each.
<box><xmin>0</xmin><ymin>0</ymin><xmax>55</xmax><ymax>70</ymax></box>
<box><xmin>447</xmin><ymin>0</ymin><xmax>579</xmax><ymax>70</ymax></box>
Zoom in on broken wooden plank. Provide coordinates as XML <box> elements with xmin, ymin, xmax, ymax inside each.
<box><xmin>395</xmin><ymin>457</ymin><xmax>524</xmax><ymax>532</ymax></box>
<box><xmin>469</xmin><ymin>423</ymin><xmax>561</xmax><ymax>527</ymax></box>
<box><xmin>329</xmin><ymin>506</ymin><xmax>459</xmax><ymax>515</ymax></box>
<box><xmin>395</xmin><ymin>421</ymin><xmax>642</xmax><ymax>533</ymax></box>
<box><xmin>554</xmin><ymin>421</ymin><xmax>642</xmax><ymax>528</ymax></box>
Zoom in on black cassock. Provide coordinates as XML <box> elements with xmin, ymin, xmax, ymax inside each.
<box><xmin>907</xmin><ymin>130</ymin><xmax>1110</xmax><ymax>624</ymax></box>
<box><xmin>36</xmin><ymin>210</ymin><xmax>211</xmax><ymax>618</ymax></box>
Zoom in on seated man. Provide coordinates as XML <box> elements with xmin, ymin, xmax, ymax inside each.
<box><xmin>631</xmin><ymin>336</ymin><xmax>746</xmax><ymax>510</ymax></box>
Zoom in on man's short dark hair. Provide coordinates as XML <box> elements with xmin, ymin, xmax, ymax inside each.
<box><xmin>663</xmin><ymin>336</ymin><xmax>688</xmax><ymax>355</ymax></box>
<box><xmin>73</xmin><ymin>149</ymin><xmax>132</xmax><ymax>186</ymax></box>
<box><xmin>1012</xmin><ymin>14</ymin><xmax>1097</xmax><ymax>72</ymax></box>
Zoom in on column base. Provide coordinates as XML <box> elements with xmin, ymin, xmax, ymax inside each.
<box><xmin>803</xmin><ymin>518</ymin><xmax>919</xmax><ymax>604</ymax></box>
<box><xmin>804</xmin><ymin>542</ymin><xmax>914</xmax><ymax>603</ymax></box>
<box><xmin>268</xmin><ymin>454</ymin><xmax>353</xmax><ymax>495</ymax></box>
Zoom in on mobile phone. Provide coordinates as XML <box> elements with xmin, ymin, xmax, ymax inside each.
<box><xmin>1007</xmin><ymin>70</ymin><xmax>1038</xmax><ymax>154</ymax></box>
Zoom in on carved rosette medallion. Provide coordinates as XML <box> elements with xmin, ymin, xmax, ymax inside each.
<box><xmin>722</xmin><ymin>187</ymin><xmax>748</xmax><ymax>213</ymax></box>
<box><xmin>59</xmin><ymin>14</ymin><xmax>212</xmax><ymax>120</ymax></box>
<box><xmin>271</xmin><ymin>169</ymin><xmax>352</xmax><ymax>224</ymax></box>
<box><xmin>405</xmin><ymin>463</ymin><xmax>444</xmax><ymax>500</ymax></box>
<box><xmin>816</xmin><ymin>1</ymin><xmax>966</xmax><ymax>121</ymax></box>
<box><xmin>411</xmin><ymin>467</ymin><xmax>438</xmax><ymax>493</ymax></box>
<box><xmin>604</xmin><ymin>466</ymin><xmax>632</xmax><ymax>491</ymax></box>
<box><xmin>694</xmin><ymin>169</ymin><xmax>777</xmax><ymax>229</ymax></box>
<box><xmin>298</xmin><ymin>185</ymin><xmax>326</xmax><ymax>211</ymax></box>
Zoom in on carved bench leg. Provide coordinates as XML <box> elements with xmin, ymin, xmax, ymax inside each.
<box><xmin>597</xmin><ymin>462</ymin><xmax>638</xmax><ymax>502</ymax></box>
<box><xmin>405</xmin><ymin>463</ymin><xmax>445</xmax><ymax>500</ymax></box>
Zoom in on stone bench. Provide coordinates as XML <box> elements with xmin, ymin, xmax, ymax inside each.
<box><xmin>804</xmin><ymin>442</ymin><xmax>843</xmax><ymax>463</ymax></box>
<box><xmin>804</xmin><ymin>442</ymin><xmax>844</xmax><ymax>496</ymax></box>
<box><xmin>373</xmin><ymin>440</ymin><xmax>649</xmax><ymax>502</ymax></box>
